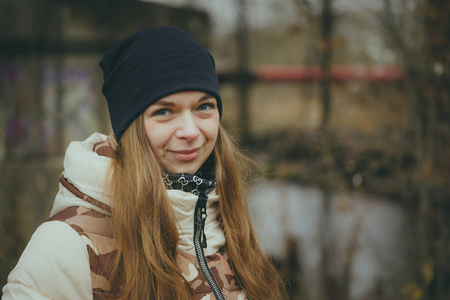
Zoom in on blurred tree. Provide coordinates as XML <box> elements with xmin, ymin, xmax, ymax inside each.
<box><xmin>292</xmin><ymin>0</ymin><xmax>335</xmax><ymax>129</ymax></box>
<box><xmin>380</xmin><ymin>0</ymin><xmax>450</xmax><ymax>299</ymax></box>
<box><xmin>319</xmin><ymin>0</ymin><xmax>333</xmax><ymax>131</ymax></box>
<box><xmin>236</xmin><ymin>0</ymin><xmax>251</xmax><ymax>140</ymax></box>
<box><xmin>422</xmin><ymin>1</ymin><xmax>450</xmax><ymax>298</ymax></box>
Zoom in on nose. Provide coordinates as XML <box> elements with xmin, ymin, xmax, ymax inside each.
<box><xmin>175</xmin><ymin>112</ymin><xmax>200</xmax><ymax>141</ymax></box>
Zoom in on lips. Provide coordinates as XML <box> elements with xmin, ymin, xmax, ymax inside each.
<box><xmin>170</xmin><ymin>147</ymin><xmax>200</xmax><ymax>161</ymax></box>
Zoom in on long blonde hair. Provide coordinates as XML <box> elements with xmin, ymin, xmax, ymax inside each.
<box><xmin>109</xmin><ymin>114</ymin><xmax>286</xmax><ymax>299</ymax></box>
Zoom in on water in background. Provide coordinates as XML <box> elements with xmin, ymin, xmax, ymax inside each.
<box><xmin>248</xmin><ymin>180</ymin><xmax>411</xmax><ymax>299</ymax></box>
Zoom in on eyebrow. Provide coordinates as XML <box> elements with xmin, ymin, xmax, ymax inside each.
<box><xmin>199</xmin><ymin>94</ymin><xmax>214</xmax><ymax>101</ymax></box>
<box><xmin>154</xmin><ymin>101</ymin><xmax>175</xmax><ymax>107</ymax></box>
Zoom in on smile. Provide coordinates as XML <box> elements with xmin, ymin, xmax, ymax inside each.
<box><xmin>170</xmin><ymin>147</ymin><xmax>200</xmax><ymax>161</ymax></box>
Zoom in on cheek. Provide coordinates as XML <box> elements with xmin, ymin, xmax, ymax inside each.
<box><xmin>210</xmin><ymin>128</ymin><xmax>219</xmax><ymax>144</ymax></box>
<box><xmin>144</xmin><ymin>121</ymin><xmax>168</xmax><ymax>152</ymax></box>
<box><xmin>204</xmin><ymin>120</ymin><xmax>220</xmax><ymax>146</ymax></box>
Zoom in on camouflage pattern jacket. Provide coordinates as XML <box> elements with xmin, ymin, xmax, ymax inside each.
<box><xmin>2</xmin><ymin>133</ymin><xmax>247</xmax><ymax>300</ymax></box>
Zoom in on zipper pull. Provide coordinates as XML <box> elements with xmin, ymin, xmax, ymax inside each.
<box><xmin>199</xmin><ymin>193</ymin><xmax>208</xmax><ymax>248</ymax></box>
<box><xmin>200</xmin><ymin>206</ymin><xmax>208</xmax><ymax>248</ymax></box>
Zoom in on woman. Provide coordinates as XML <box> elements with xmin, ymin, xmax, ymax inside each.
<box><xmin>2</xmin><ymin>27</ymin><xmax>285</xmax><ymax>299</ymax></box>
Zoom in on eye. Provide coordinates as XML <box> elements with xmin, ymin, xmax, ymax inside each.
<box><xmin>153</xmin><ymin>108</ymin><xmax>171</xmax><ymax>116</ymax></box>
<box><xmin>198</xmin><ymin>102</ymin><xmax>215</xmax><ymax>111</ymax></box>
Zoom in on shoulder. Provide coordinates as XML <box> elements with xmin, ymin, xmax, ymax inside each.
<box><xmin>48</xmin><ymin>206</ymin><xmax>113</xmax><ymax>236</ymax></box>
<box><xmin>48</xmin><ymin>206</ymin><xmax>116</xmax><ymax>263</ymax></box>
<box><xmin>48</xmin><ymin>206</ymin><xmax>119</xmax><ymax>298</ymax></box>
<box><xmin>2</xmin><ymin>220</ymin><xmax>93</xmax><ymax>299</ymax></box>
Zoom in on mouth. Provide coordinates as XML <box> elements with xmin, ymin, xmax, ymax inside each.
<box><xmin>169</xmin><ymin>147</ymin><xmax>200</xmax><ymax>161</ymax></box>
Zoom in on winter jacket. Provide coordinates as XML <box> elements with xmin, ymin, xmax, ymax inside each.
<box><xmin>2</xmin><ymin>133</ymin><xmax>247</xmax><ymax>300</ymax></box>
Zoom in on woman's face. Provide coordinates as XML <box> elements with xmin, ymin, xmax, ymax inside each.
<box><xmin>143</xmin><ymin>91</ymin><xmax>220</xmax><ymax>174</ymax></box>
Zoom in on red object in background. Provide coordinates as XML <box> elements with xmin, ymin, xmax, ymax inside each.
<box><xmin>255</xmin><ymin>65</ymin><xmax>405</xmax><ymax>82</ymax></box>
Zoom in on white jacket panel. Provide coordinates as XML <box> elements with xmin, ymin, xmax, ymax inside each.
<box><xmin>2</xmin><ymin>221</ymin><xmax>92</xmax><ymax>300</ymax></box>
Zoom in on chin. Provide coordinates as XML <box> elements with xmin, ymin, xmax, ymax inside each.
<box><xmin>167</xmin><ymin>165</ymin><xmax>200</xmax><ymax>175</ymax></box>
<box><xmin>181</xmin><ymin>168</ymin><xmax>200</xmax><ymax>175</ymax></box>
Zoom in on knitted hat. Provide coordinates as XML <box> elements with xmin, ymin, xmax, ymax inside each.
<box><xmin>99</xmin><ymin>27</ymin><xmax>222</xmax><ymax>140</ymax></box>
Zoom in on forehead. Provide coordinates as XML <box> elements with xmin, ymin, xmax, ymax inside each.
<box><xmin>154</xmin><ymin>91</ymin><xmax>214</xmax><ymax>105</ymax></box>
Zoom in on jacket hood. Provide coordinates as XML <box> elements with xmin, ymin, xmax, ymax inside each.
<box><xmin>50</xmin><ymin>133</ymin><xmax>113</xmax><ymax>217</ymax></box>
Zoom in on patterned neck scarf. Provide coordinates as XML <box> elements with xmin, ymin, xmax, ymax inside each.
<box><xmin>163</xmin><ymin>173</ymin><xmax>216</xmax><ymax>195</ymax></box>
<box><xmin>163</xmin><ymin>153</ymin><xmax>216</xmax><ymax>195</ymax></box>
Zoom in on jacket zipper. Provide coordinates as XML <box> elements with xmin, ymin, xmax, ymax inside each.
<box><xmin>193</xmin><ymin>192</ymin><xmax>225</xmax><ymax>300</ymax></box>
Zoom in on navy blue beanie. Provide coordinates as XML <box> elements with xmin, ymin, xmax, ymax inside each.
<box><xmin>99</xmin><ymin>27</ymin><xmax>222</xmax><ymax>140</ymax></box>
